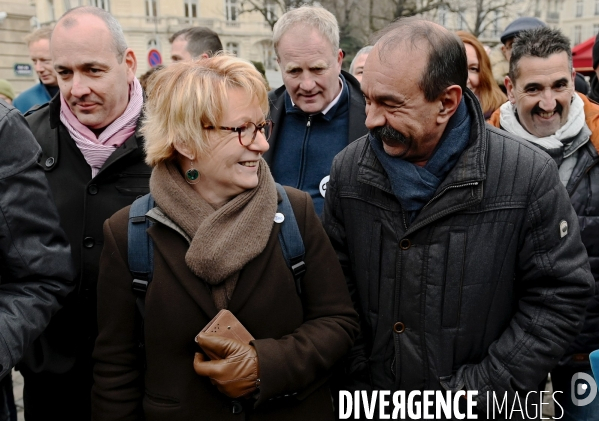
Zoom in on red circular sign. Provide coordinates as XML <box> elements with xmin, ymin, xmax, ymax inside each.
<box><xmin>148</xmin><ymin>49</ymin><xmax>162</xmax><ymax>67</ymax></box>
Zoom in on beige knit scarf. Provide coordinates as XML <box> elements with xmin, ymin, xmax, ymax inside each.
<box><xmin>150</xmin><ymin>159</ymin><xmax>278</xmax><ymax>310</ymax></box>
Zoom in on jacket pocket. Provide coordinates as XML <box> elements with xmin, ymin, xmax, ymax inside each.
<box><xmin>144</xmin><ymin>390</ymin><xmax>181</xmax><ymax>408</ymax></box>
<box><xmin>442</xmin><ymin>231</ymin><xmax>466</xmax><ymax>328</ymax></box>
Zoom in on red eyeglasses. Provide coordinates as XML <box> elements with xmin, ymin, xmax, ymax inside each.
<box><xmin>204</xmin><ymin>120</ymin><xmax>274</xmax><ymax>146</ymax></box>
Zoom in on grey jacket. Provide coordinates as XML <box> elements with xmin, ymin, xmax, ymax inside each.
<box><xmin>323</xmin><ymin>90</ymin><xmax>594</xmax><ymax>415</ymax></box>
<box><xmin>0</xmin><ymin>101</ymin><xmax>75</xmax><ymax>379</ymax></box>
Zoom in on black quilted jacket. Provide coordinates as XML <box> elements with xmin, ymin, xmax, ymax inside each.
<box><xmin>323</xmin><ymin>89</ymin><xmax>594</xmax><ymax>415</ymax></box>
<box><xmin>0</xmin><ymin>102</ymin><xmax>75</xmax><ymax>379</ymax></box>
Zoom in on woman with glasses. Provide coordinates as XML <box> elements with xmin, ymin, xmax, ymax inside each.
<box><xmin>91</xmin><ymin>55</ymin><xmax>359</xmax><ymax>420</ymax></box>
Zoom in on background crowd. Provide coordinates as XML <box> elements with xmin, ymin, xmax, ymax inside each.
<box><xmin>0</xmin><ymin>4</ymin><xmax>598</xmax><ymax>421</ymax></box>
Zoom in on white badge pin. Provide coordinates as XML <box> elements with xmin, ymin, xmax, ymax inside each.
<box><xmin>559</xmin><ymin>220</ymin><xmax>568</xmax><ymax>238</ymax></box>
<box><xmin>274</xmin><ymin>212</ymin><xmax>285</xmax><ymax>223</ymax></box>
<box><xmin>319</xmin><ymin>175</ymin><xmax>330</xmax><ymax>198</ymax></box>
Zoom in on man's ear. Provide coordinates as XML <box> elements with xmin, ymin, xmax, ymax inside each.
<box><xmin>124</xmin><ymin>48</ymin><xmax>137</xmax><ymax>84</ymax></box>
<box><xmin>436</xmin><ymin>85</ymin><xmax>462</xmax><ymax>125</ymax></box>
<box><xmin>505</xmin><ymin>76</ymin><xmax>516</xmax><ymax>104</ymax></box>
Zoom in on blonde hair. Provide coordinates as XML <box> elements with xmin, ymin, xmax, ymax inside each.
<box><xmin>142</xmin><ymin>54</ymin><xmax>269</xmax><ymax>167</ymax></box>
<box><xmin>24</xmin><ymin>27</ymin><xmax>53</xmax><ymax>46</ymax></box>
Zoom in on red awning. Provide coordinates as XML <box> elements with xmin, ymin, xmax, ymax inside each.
<box><xmin>573</xmin><ymin>36</ymin><xmax>596</xmax><ymax>74</ymax></box>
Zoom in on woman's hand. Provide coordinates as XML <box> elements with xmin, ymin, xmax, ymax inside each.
<box><xmin>193</xmin><ymin>333</ymin><xmax>260</xmax><ymax>399</ymax></box>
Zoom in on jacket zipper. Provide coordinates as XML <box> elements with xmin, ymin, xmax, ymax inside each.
<box><xmin>296</xmin><ymin>116</ymin><xmax>312</xmax><ymax>189</ymax></box>
<box><xmin>422</xmin><ymin>181</ymin><xmax>480</xmax><ymax>211</ymax></box>
<box><xmin>568</xmin><ymin>157</ymin><xmax>599</xmax><ymax>196</ymax></box>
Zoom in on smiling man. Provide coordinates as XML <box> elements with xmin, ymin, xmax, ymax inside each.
<box><xmin>489</xmin><ymin>26</ymin><xmax>599</xmax><ymax>420</ymax></box>
<box><xmin>13</xmin><ymin>28</ymin><xmax>59</xmax><ymax>113</ymax></box>
<box><xmin>324</xmin><ymin>18</ymin><xmax>593</xmax><ymax>418</ymax></box>
<box><xmin>21</xmin><ymin>6</ymin><xmax>151</xmax><ymax>421</ymax></box>
<box><xmin>265</xmin><ymin>5</ymin><xmax>367</xmax><ymax>216</ymax></box>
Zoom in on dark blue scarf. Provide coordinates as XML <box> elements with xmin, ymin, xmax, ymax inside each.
<box><xmin>369</xmin><ymin>99</ymin><xmax>471</xmax><ymax>215</ymax></box>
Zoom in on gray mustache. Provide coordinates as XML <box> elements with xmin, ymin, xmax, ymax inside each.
<box><xmin>371</xmin><ymin>125</ymin><xmax>408</xmax><ymax>144</ymax></box>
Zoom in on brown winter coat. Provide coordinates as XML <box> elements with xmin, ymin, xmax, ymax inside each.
<box><xmin>91</xmin><ymin>186</ymin><xmax>359</xmax><ymax>421</ymax></box>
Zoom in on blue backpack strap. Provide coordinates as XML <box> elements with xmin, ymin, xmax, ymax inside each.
<box><xmin>128</xmin><ymin>193</ymin><xmax>155</xmax><ymax>318</ymax></box>
<box><xmin>275</xmin><ymin>183</ymin><xmax>306</xmax><ymax>295</ymax></box>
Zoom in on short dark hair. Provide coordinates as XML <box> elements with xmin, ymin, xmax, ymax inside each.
<box><xmin>509</xmin><ymin>27</ymin><xmax>572</xmax><ymax>82</ymax></box>
<box><xmin>169</xmin><ymin>27</ymin><xmax>223</xmax><ymax>58</ymax></box>
<box><xmin>374</xmin><ymin>17</ymin><xmax>467</xmax><ymax>102</ymax></box>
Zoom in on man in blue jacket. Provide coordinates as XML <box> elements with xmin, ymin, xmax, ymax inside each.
<box><xmin>13</xmin><ymin>27</ymin><xmax>59</xmax><ymax>114</ymax></box>
<box><xmin>265</xmin><ymin>5</ymin><xmax>367</xmax><ymax>216</ymax></box>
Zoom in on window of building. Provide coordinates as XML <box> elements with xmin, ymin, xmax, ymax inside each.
<box><xmin>492</xmin><ymin>10</ymin><xmax>500</xmax><ymax>37</ymax></box>
<box><xmin>594</xmin><ymin>23</ymin><xmax>599</xmax><ymax>36</ymax></box>
<box><xmin>265</xmin><ymin>0</ymin><xmax>275</xmax><ymax>22</ymax></box>
<box><xmin>574</xmin><ymin>25</ymin><xmax>582</xmax><ymax>44</ymax></box>
<box><xmin>64</xmin><ymin>0</ymin><xmax>82</xmax><ymax>10</ymax></box>
<box><xmin>89</xmin><ymin>0</ymin><xmax>109</xmax><ymax>10</ymax></box>
<box><xmin>458</xmin><ymin>10</ymin><xmax>466</xmax><ymax>30</ymax></box>
<box><xmin>576</xmin><ymin>0</ymin><xmax>584</xmax><ymax>17</ymax></box>
<box><xmin>226</xmin><ymin>42</ymin><xmax>239</xmax><ymax>56</ymax></box>
<box><xmin>225</xmin><ymin>0</ymin><xmax>238</xmax><ymax>21</ymax></box>
<box><xmin>146</xmin><ymin>0</ymin><xmax>157</xmax><ymax>17</ymax></box>
<box><xmin>595</xmin><ymin>0</ymin><xmax>599</xmax><ymax>15</ymax></box>
<box><xmin>184</xmin><ymin>0</ymin><xmax>197</xmax><ymax>18</ymax></box>
<box><xmin>438</xmin><ymin>6</ymin><xmax>447</xmax><ymax>27</ymax></box>
<box><xmin>47</xmin><ymin>0</ymin><xmax>55</xmax><ymax>21</ymax></box>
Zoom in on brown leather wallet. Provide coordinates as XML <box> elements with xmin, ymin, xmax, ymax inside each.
<box><xmin>196</xmin><ymin>309</ymin><xmax>254</xmax><ymax>360</ymax></box>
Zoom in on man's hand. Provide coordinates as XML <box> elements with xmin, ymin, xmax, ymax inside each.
<box><xmin>193</xmin><ymin>333</ymin><xmax>259</xmax><ymax>399</ymax></box>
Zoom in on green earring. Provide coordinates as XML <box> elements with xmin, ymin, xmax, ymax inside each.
<box><xmin>185</xmin><ymin>160</ymin><xmax>200</xmax><ymax>185</ymax></box>
<box><xmin>186</xmin><ymin>168</ymin><xmax>199</xmax><ymax>181</ymax></box>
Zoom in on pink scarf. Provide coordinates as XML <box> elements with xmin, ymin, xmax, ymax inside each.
<box><xmin>59</xmin><ymin>77</ymin><xmax>144</xmax><ymax>178</ymax></box>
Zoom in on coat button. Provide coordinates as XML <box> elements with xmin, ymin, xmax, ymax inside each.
<box><xmin>231</xmin><ymin>400</ymin><xmax>243</xmax><ymax>414</ymax></box>
<box><xmin>45</xmin><ymin>157</ymin><xmax>55</xmax><ymax>167</ymax></box>
<box><xmin>83</xmin><ymin>237</ymin><xmax>95</xmax><ymax>248</ymax></box>
<box><xmin>88</xmin><ymin>184</ymin><xmax>98</xmax><ymax>195</ymax></box>
<box><xmin>399</xmin><ymin>239</ymin><xmax>411</xmax><ymax>250</ymax></box>
<box><xmin>393</xmin><ymin>322</ymin><xmax>405</xmax><ymax>334</ymax></box>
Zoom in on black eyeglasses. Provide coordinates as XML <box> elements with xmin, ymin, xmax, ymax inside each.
<box><xmin>204</xmin><ymin>120</ymin><xmax>274</xmax><ymax>146</ymax></box>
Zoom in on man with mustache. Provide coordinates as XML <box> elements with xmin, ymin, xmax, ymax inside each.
<box><xmin>488</xmin><ymin>26</ymin><xmax>599</xmax><ymax>420</ymax></box>
<box><xmin>21</xmin><ymin>6</ymin><xmax>150</xmax><ymax>420</ymax></box>
<box><xmin>265</xmin><ymin>5</ymin><xmax>367</xmax><ymax>216</ymax></box>
<box><xmin>323</xmin><ymin>18</ymin><xmax>593</xmax><ymax>418</ymax></box>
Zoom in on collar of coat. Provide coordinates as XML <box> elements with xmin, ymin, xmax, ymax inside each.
<box><xmin>356</xmin><ymin>89</ymin><xmax>487</xmax><ymax>234</ymax></box>
<box><xmin>358</xmin><ymin>89</ymin><xmax>487</xmax><ymax>197</ymax></box>
<box><xmin>488</xmin><ymin>93</ymin><xmax>599</xmax><ymax>155</ymax></box>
